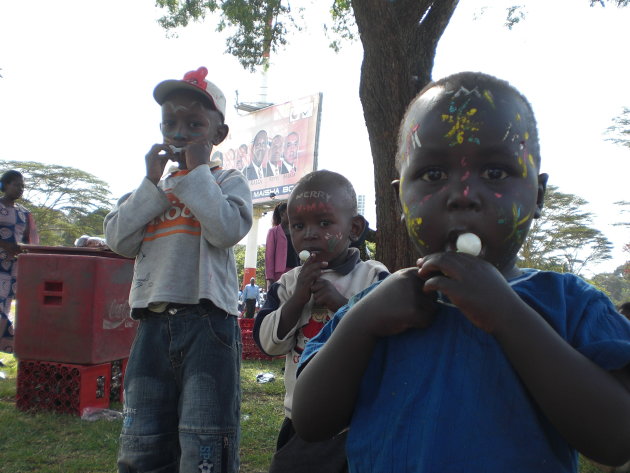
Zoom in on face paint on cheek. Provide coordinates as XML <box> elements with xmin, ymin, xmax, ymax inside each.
<box><xmin>402</xmin><ymin>202</ymin><xmax>426</xmax><ymax>248</ymax></box>
<box><xmin>324</xmin><ymin>232</ymin><xmax>344</xmax><ymax>252</ymax></box>
<box><xmin>505</xmin><ymin>203</ymin><xmax>533</xmax><ymax>242</ymax></box>
<box><xmin>517</xmin><ymin>155</ymin><xmax>528</xmax><ymax>178</ymax></box>
<box><xmin>460</xmin><ymin>171</ymin><xmax>470</xmax><ymax>182</ymax></box>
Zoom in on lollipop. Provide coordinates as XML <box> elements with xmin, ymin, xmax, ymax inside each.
<box><xmin>299</xmin><ymin>250</ymin><xmax>311</xmax><ymax>262</ymax></box>
<box><xmin>169</xmin><ymin>145</ymin><xmax>184</xmax><ymax>154</ymax></box>
<box><xmin>456</xmin><ymin>233</ymin><xmax>482</xmax><ymax>256</ymax></box>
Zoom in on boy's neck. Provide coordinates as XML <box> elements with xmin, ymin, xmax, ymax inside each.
<box><xmin>326</xmin><ymin>248</ymin><xmax>360</xmax><ymax>274</ymax></box>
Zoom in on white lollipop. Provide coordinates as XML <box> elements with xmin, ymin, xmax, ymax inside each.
<box><xmin>169</xmin><ymin>145</ymin><xmax>184</xmax><ymax>154</ymax></box>
<box><xmin>299</xmin><ymin>250</ymin><xmax>311</xmax><ymax>262</ymax></box>
<box><xmin>456</xmin><ymin>233</ymin><xmax>482</xmax><ymax>256</ymax></box>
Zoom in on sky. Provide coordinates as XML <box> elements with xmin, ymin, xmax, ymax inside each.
<box><xmin>1</xmin><ymin>0</ymin><xmax>628</xmax><ymax>276</ymax></box>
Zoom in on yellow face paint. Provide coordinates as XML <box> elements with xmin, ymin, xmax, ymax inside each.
<box><xmin>518</xmin><ymin>156</ymin><xmax>528</xmax><ymax>178</ymax></box>
<box><xmin>443</xmin><ymin>108</ymin><xmax>480</xmax><ymax>147</ymax></box>
<box><xmin>505</xmin><ymin>203</ymin><xmax>532</xmax><ymax>241</ymax></box>
<box><xmin>402</xmin><ymin>202</ymin><xmax>425</xmax><ymax>247</ymax></box>
<box><xmin>483</xmin><ymin>89</ymin><xmax>495</xmax><ymax>108</ymax></box>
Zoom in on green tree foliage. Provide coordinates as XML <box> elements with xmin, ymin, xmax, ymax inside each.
<box><xmin>0</xmin><ymin>160</ymin><xmax>113</xmax><ymax>246</ymax></box>
<box><xmin>519</xmin><ymin>185</ymin><xmax>613</xmax><ymax>275</ymax></box>
<box><xmin>606</xmin><ymin>107</ymin><xmax>630</xmax><ymax>149</ymax></box>
<box><xmin>156</xmin><ymin>0</ymin><xmax>296</xmax><ymax>71</ymax></box>
<box><xmin>234</xmin><ymin>244</ymin><xmax>267</xmax><ymax>288</ymax></box>
<box><xmin>591</xmin><ymin>265</ymin><xmax>630</xmax><ymax>306</ymax></box>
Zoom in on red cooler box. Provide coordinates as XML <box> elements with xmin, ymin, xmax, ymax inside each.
<box><xmin>14</xmin><ymin>246</ymin><xmax>137</xmax><ymax>364</ymax></box>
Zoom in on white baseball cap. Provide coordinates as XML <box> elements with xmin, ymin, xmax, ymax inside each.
<box><xmin>153</xmin><ymin>66</ymin><xmax>226</xmax><ymax>119</ymax></box>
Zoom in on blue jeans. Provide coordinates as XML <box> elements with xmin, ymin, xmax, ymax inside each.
<box><xmin>117</xmin><ymin>304</ymin><xmax>241</xmax><ymax>473</ymax></box>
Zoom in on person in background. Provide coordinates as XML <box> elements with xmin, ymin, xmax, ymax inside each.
<box><xmin>104</xmin><ymin>66</ymin><xmax>252</xmax><ymax>472</ymax></box>
<box><xmin>0</xmin><ymin>170</ymin><xmax>39</xmax><ymax>353</ymax></box>
<box><xmin>224</xmin><ymin>148</ymin><xmax>235</xmax><ymax>170</ymax></box>
<box><xmin>245</xmin><ymin>130</ymin><xmax>268</xmax><ymax>180</ymax></box>
<box><xmin>235</xmin><ymin>144</ymin><xmax>248</xmax><ymax>173</ymax></box>
<box><xmin>265</xmin><ymin>202</ymin><xmax>298</xmax><ymax>291</ymax></box>
<box><xmin>242</xmin><ymin>277</ymin><xmax>261</xmax><ymax>318</ymax></box>
<box><xmin>282</xmin><ymin>131</ymin><xmax>300</xmax><ymax>174</ymax></box>
<box><xmin>266</xmin><ymin>135</ymin><xmax>288</xmax><ymax>176</ymax></box>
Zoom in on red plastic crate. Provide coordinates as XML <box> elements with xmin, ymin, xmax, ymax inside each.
<box><xmin>238</xmin><ymin>318</ymin><xmax>255</xmax><ymax>331</ymax></box>
<box><xmin>14</xmin><ymin>248</ymin><xmax>138</xmax><ymax>364</ymax></box>
<box><xmin>110</xmin><ymin>358</ymin><xmax>128</xmax><ymax>404</ymax></box>
<box><xmin>241</xmin><ymin>329</ymin><xmax>274</xmax><ymax>360</ymax></box>
<box><xmin>17</xmin><ymin>359</ymin><xmax>111</xmax><ymax>416</ymax></box>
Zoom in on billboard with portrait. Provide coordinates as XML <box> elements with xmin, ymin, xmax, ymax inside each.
<box><xmin>213</xmin><ymin>93</ymin><xmax>322</xmax><ymax>205</ymax></box>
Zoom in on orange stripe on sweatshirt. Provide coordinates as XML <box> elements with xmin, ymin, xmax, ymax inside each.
<box><xmin>143</xmin><ymin>189</ymin><xmax>201</xmax><ymax>242</ymax></box>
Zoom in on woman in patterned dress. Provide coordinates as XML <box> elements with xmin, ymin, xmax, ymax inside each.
<box><xmin>0</xmin><ymin>170</ymin><xmax>38</xmax><ymax>353</ymax></box>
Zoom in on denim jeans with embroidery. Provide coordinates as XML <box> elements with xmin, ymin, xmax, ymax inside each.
<box><xmin>117</xmin><ymin>304</ymin><xmax>241</xmax><ymax>473</ymax></box>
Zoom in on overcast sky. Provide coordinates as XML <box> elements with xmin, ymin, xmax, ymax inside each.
<box><xmin>0</xmin><ymin>0</ymin><xmax>628</xmax><ymax>275</ymax></box>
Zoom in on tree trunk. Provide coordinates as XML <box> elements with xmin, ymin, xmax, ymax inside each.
<box><xmin>351</xmin><ymin>0</ymin><xmax>459</xmax><ymax>271</ymax></box>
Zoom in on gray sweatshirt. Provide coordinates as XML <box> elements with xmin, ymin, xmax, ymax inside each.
<box><xmin>104</xmin><ymin>165</ymin><xmax>253</xmax><ymax>314</ymax></box>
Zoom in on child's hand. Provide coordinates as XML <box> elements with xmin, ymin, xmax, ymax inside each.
<box><xmin>293</xmin><ymin>254</ymin><xmax>328</xmax><ymax>305</ymax></box>
<box><xmin>184</xmin><ymin>142</ymin><xmax>212</xmax><ymax>170</ymax></box>
<box><xmin>145</xmin><ymin>144</ymin><xmax>171</xmax><ymax>184</ymax></box>
<box><xmin>311</xmin><ymin>278</ymin><xmax>347</xmax><ymax>313</ymax></box>
<box><xmin>356</xmin><ymin>268</ymin><xmax>438</xmax><ymax>339</ymax></box>
<box><xmin>417</xmin><ymin>252</ymin><xmax>521</xmax><ymax>334</ymax></box>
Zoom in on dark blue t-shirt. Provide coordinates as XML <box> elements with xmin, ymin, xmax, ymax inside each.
<box><xmin>299</xmin><ymin>270</ymin><xmax>630</xmax><ymax>473</ymax></box>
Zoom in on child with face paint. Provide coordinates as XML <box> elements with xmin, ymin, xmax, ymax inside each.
<box><xmin>292</xmin><ymin>72</ymin><xmax>630</xmax><ymax>472</ymax></box>
<box><xmin>253</xmin><ymin>170</ymin><xmax>389</xmax><ymax>473</ymax></box>
<box><xmin>104</xmin><ymin>67</ymin><xmax>253</xmax><ymax>473</ymax></box>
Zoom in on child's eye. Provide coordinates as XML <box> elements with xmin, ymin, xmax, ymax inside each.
<box><xmin>420</xmin><ymin>168</ymin><xmax>447</xmax><ymax>182</ymax></box>
<box><xmin>319</xmin><ymin>221</ymin><xmax>331</xmax><ymax>227</ymax></box>
<box><xmin>189</xmin><ymin>121</ymin><xmax>205</xmax><ymax>128</ymax></box>
<box><xmin>480</xmin><ymin>167</ymin><xmax>508</xmax><ymax>180</ymax></box>
<box><xmin>292</xmin><ymin>223</ymin><xmax>303</xmax><ymax>231</ymax></box>
<box><xmin>161</xmin><ymin>120</ymin><xmax>175</xmax><ymax>128</ymax></box>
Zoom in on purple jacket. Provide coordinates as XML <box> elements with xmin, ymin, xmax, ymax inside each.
<box><xmin>265</xmin><ymin>224</ymin><xmax>290</xmax><ymax>281</ymax></box>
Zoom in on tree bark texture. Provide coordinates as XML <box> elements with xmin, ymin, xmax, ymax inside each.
<box><xmin>351</xmin><ymin>0</ymin><xmax>459</xmax><ymax>271</ymax></box>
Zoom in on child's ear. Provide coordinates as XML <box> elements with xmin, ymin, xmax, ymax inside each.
<box><xmin>349</xmin><ymin>215</ymin><xmax>367</xmax><ymax>243</ymax></box>
<box><xmin>212</xmin><ymin>124</ymin><xmax>229</xmax><ymax>146</ymax></box>
<box><xmin>534</xmin><ymin>173</ymin><xmax>548</xmax><ymax>219</ymax></box>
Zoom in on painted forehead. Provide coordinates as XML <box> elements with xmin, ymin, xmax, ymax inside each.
<box><xmin>162</xmin><ymin>100</ymin><xmax>209</xmax><ymax>115</ymax></box>
<box><xmin>401</xmin><ymin>84</ymin><xmax>534</xmax><ymax>159</ymax></box>
<box><xmin>289</xmin><ymin>185</ymin><xmax>352</xmax><ymax>215</ymax></box>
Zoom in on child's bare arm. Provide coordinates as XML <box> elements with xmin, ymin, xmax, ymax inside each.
<box><xmin>419</xmin><ymin>252</ymin><xmax>630</xmax><ymax>465</ymax></box>
<box><xmin>292</xmin><ymin>269</ymin><xmax>437</xmax><ymax>441</ymax></box>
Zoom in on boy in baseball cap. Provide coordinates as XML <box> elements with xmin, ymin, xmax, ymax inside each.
<box><xmin>105</xmin><ymin>67</ymin><xmax>253</xmax><ymax>473</ymax></box>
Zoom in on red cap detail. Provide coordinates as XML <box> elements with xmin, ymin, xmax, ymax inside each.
<box><xmin>182</xmin><ymin>67</ymin><xmax>208</xmax><ymax>91</ymax></box>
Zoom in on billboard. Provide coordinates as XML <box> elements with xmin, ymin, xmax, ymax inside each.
<box><xmin>213</xmin><ymin>93</ymin><xmax>323</xmax><ymax>205</ymax></box>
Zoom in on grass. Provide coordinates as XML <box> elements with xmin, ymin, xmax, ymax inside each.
<box><xmin>0</xmin><ymin>354</ymin><xmax>285</xmax><ymax>473</ymax></box>
<box><xmin>0</xmin><ymin>353</ymin><xmax>616</xmax><ymax>473</ymax></box>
